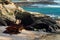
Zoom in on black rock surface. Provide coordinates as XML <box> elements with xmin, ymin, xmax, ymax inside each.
<box><xmin>0</xmin><ymin>11</ymin><xmax>60</xmax><ymax>33</ymax></box>
<box><xmin>15</xmin><ymin>12</ymin><xmax>60</xmax><ymax>32</ymax></box>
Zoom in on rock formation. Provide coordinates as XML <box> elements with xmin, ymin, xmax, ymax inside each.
<box><xmin>0</xmin><ymin>0</ymin><xmax>60</xmax><ymax>34</ymax></box>
<box><xmin>17</xmin><ymin>12</ymin><xmax>59</xmax><ymax>32</ymax></box>
<box><xmin>0</xmin><ymin>0</ymin><xmax>25</xmax><ymax>25</ymax></box>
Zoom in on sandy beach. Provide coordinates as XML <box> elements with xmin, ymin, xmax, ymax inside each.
<box><xmin>0</xmin><ymin>26</ymin><xmax>60</xmax><ymax>40</ymax></box>
<box><xmin>0</xmin><ymin>0</ymin><xmax>60</xmax><ymax>40</ymax></box>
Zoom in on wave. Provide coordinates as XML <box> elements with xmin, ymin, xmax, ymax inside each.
<box><xmin>54</xmin><ymin>1</ymin><xmax>60</xmax><ymax>3</ymax></box>
<box><xmin>30</xmin><ymin>4</ymin><xmax>60</xmax><ymax>8</ymax></box>
<box><xmin>46</xmin><ymin>14</ymin><xmax>60</xmax><ymax>19</ymax></box>
<box><xmin>31</xmin><ymin>4</ymin><xmax>47</xmax><ymax>7</ymax></box>
<box><xmin>47</xmin><ymin>5</ymin><xmax>60</xmax><ymax>8</ymax></box>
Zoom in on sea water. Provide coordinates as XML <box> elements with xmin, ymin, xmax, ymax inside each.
<box><xmin>21</xmin><ymin>4</ymin><xmax>60</xmax><ymax>19</ymax></box>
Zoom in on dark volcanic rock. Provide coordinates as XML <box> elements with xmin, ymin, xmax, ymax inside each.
<box><xmin>15</xmin><ymin>12</ymin><xmax>60</xmax><ymax>32</ymax></box>
<box><xmin>0</xmin><ymin>18</ymin><xmax>7</xmax><ymax>26</ymax></box>
<box><xmin>0</xmin><ymin>10</ymin><xmax>60</xmax><ymax>33</ymax></box>
<box><xmin>16</xmin><ymin>12</ymin><xmax>34</xmax><ymax>26</ymax></box>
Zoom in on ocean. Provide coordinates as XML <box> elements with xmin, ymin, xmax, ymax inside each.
<box><xmin>21</xmin><ymin>4</ymin><xmax>60</xmax><ymax>19</ymax></box>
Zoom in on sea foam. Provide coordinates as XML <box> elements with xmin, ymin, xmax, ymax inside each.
<box><xmin>31</xmin><ymin>4</ymin><xmax>60</xmax><ymax>8</ymax></box>
<box><xmin>46</xmin><ymin>14</ymin><xmax>60</xmax><ymax>19</ymax></box>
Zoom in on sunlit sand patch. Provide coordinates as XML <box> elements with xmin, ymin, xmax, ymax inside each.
<box><xmin>0</xmin><ymin>36</ymin><xmax>12</xmax><ymax>40</ymax></box>
<box><xmin>16</xmin><ymin>29</ymin><xmax>36</xmax><ymax>39</ymax></box>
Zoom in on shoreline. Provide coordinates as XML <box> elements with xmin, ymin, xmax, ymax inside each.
<box><xmin>13</xmin><ymin>1</ymin><xmax>58</xmax><ymax>6</ymax></box>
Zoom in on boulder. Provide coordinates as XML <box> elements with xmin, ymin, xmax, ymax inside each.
<box><xmin>16</xmin><ymin>12</ymin><xmax>59</xmax><ymax>32</ymax></box>
<box><xmin>15</xmin><ymin>12</ymin><xmax>34</xmax><ymax>26</ymax></box>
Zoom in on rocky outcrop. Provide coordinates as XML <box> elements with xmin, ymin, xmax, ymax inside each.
<box><xmin>16</xmin><ymin>12</ymin><xmax>59</xmax><ymax>32</ymax></box>
<box><xmin>0</xmin><ymin>0</ymin><xmax>60</xmax><ymax>34</ymax></box>
<box><xmin>0</xmin><ymin>0</ymin><xmax>25</xmax><ymax>25</ymax></box>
